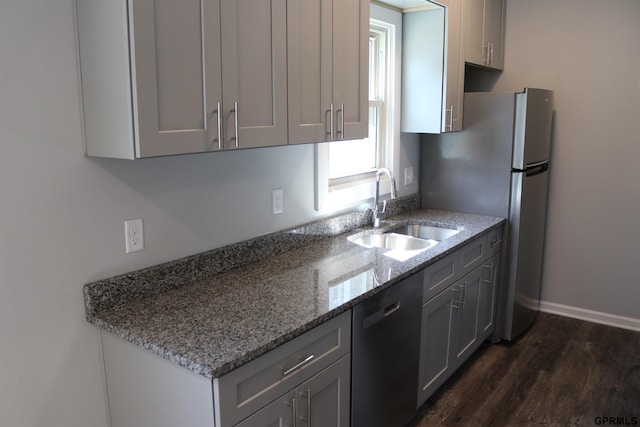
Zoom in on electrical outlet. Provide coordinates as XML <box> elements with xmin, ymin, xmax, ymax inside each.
<box><xmin>124</xmin><ymin>219</ymin><xmax>144</xmax><ymax>253</ymax></box>
<box><xmin>404</xmin><ymin>167</ymin><xmax>414</xmax><ymax>186</ymax></box>
<box><xmin>272</xmin><ymin>189</ymin><xmax>284</xmax><ymax>214</ymax></box>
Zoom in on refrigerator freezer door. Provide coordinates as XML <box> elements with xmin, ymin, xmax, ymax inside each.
<box><xmin>503</xmin><ymin>167</ymin><xmax>550</xmax><ymax>340</ymax></box>
<box><xmin>512</xmin><ymin>88</ymin><xmax>554</xmax><ymax>170</ymax></box>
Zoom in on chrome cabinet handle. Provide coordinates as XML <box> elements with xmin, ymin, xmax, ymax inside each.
<box><xmin>325</xmin><ymin>107</ymin><xmax>332</xmax><ymax>139</ymax></box>
<box><xmin>336</xmin><ymin>103</ymin><xmax>345</xmax><ymax>139</ymax></box>
<box><xmin>483</xmin><ymin>262</ymin><xmax>496</xmax><ymax>286</ymax></box>
<box><xmin>459</xmin><ymin>283</ymin><xmax>466</xmax><ymax>309</ymax></box>
<box><xmin>290</xmin><ymin>396</ymin><xmax>297</xmax><ymax>426</ymax></box>
<box><xmin>446</xmin><ymin>105</ymin><xmax>454</xmax><ymax>131</ymax></box>
<box><xmin>215</xmin><ymin>101</ymin><xmax>222</xmax><ymax>150</ymax></box>
<box><xmin>230</xmin><ymin>101</ymin><xmax>239</xmax><ymax>148</ymax></box>
<box><xmin>489</xmin><ymin>42</ymin><xmax>494</xmax><ymax>65</ymax></box>
<box><xmin>452</xmin><ymin>287</ymin><xmax>460</xmax><ymax>310</ymax></box>
<box><xmin>282</xmin><ymin>354</ymin><xmax>315</xmax><ymax>376</ymax></box>
<box><xmin>330</xmin><ymin>103</ymin><xmax>335</xmax><ymax>140</ymax></box>
<box><xmin>208</xmin><ymin>102</ymin><xmax>222</xmax><ymax>150</ymax></box>
<box><xmin>307</xmin><ymin>389</ymin><xmax>312</xmax><ymax>427</ymax></box>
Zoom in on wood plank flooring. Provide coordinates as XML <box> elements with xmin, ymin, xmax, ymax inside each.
<box><xmin>407</xmin><ymin>313</ymin><xmax>640</xmax><ymax>427</ymax></box>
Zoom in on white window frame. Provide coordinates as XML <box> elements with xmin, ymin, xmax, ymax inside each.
<box><xmin>315</xmin><ymin>15</ymin><xmax>397</xmax><ymax>212</ymax></box>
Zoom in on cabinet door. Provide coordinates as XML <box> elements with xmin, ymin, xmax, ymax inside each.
<box><xmin>478</xmin><ymin>254</ymin><xmax>500</xmax><ymax>341</ymax></box>
<box><xmin>463</xmin><ymin>0</ymin><xmax>504</xmax><ymax>69</ymax></box>
<box><xmin>288</xmin><ymin>0</ymin><xmax>367</xmax><ymax>144</ymax></box>
<box><xmin>234</xmin><ymin>391</ymin><xmax>294</xmax><ymax>427</ymax></box>
<box><xmin>451</xmin><ymin>267</ymin><xmax>481</xmax><ymax>368</ymax></box>
<box><xmin>220</xmin><ymin>0</ymin><xmax>288</xmax><ymax>149</ymax></box>
<box><xmin>295</xmin><ymin>355</ymin><xmax>351</xmax><ymax>427</ymax></box>
<box><xmin>484</xmin><ymin>0</ymin><xmax>504</xmax><ymax>69</ymax></box>
<box><xmin>417</xmin><ymin>288</ymin><xmax>455</xmax><ymax>406</ymax></box>
<box><xmin>463</xmin><ymin>0</ymin><xmax>485</xmax><ymax>66</ymax></box>
<box><xmin>444</xmin><ymin>0</ymin><xmax>464</xmax><ymax>132</ymax></box>
<box><xmin>130</xmin><ymin>0</ymin><xmax>222</xmax><ymax>157</ymax></box>
<box><xmin>287</xmin><ymin>0</ymin><xmax>333</xmax><ymax>144</ymax></box>
<box><xmin>332</xmin><ymin>0</ymin><xmax>368</xmax><ymax>140</ymax></box>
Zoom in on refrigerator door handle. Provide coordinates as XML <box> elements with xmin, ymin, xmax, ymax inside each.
<box><xmin>513</xmin><ymin>160</ymin><xmax>549</xmax><ymax>175</ymax></box>
<box><xmin>526</xmin><ymin>160</ymin><xmax>549</xmax><ymax>169</ymax></box>
<box><xmin>525</xmin><ymin>161</ymin><xmax>549</xmax><ymax>177</ymax></box>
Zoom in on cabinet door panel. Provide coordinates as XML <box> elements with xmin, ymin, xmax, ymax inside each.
<box><xmin>130</xmin><ymin>0</ymin><xmax>220</xmax><ymax>157</ymax></box>
<box><xmin>444</xmin><ymin>0</ymin><xmax>464</xmax><ymax>131</ymax></box>
<box><xmin>484</xmin><ymin>0</ymin><xmax>504</xmax><ymax>69</ymax></box>
<box><xmin>418</xmin><ymin>288</ymin><xmax>454</xmax><ymax>406</ymax></box>
<box><xmin>221</xmin><ymin>0</ymin><xmax>288</xmax><ymax>149</ymax></box>
<box><xmin>235</xmin><ymin>391</ymin><xmax>294</xmax><ymax>427</ymax></box>
<box><xmin>332</xmin><ymin>0</ymin><xmax>368</xmax><ymax>140</ymax></box>
<box><xmin>463</xmin><ymin>0</ymin><xmax>485</xmax><ymax>65</ymax></box>
<box><xmin>478</xmin><ymin>254</ymin><xmax>499</xmax><ymax>340</ymax></box>
<box><xmin>452</xmin><ymin>269</ymin><xmax>481</xmax><ymax>367</ymax></box>
<box><xmin>296</xmin><ymin>355</ymin><xmax>351</xmax><ymax>427</ymax></box>
<box><xmin>288</xmin><ymin>0</ymin><xmax>333</xmax><ymax>144</ymax></box>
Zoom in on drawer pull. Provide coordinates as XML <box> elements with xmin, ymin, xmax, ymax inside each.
<box><xmin>283</xmin><ymin>354</ymin><xmax>315</xmax><ymax>376</ymax></box>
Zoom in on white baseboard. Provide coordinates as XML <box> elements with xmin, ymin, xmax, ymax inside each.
<box><xmin>539</xmin><ymin>301</ymin><xmax>640</xmax><ymax>332</ymax></box>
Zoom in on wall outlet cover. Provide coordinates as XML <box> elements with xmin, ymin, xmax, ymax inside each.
<box><xmin>272</xmin><ymin>189</ymin><xmax>284</xmax><ymax>214</ymax></box>
<box><xmin>125</xmin><ymin>219</ymin><xmax>144</xmax><ymax>253</ymax></box>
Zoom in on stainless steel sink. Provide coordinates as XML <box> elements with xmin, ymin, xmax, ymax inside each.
<box><xmin>347</xmin><ymin>233</ymin><xmax>438</xmax><ymax>251</ymax></box>
<box><xmin>386</xmin><ymin>224</ymin><xmax>460</xmax><ymax>241</ymax></box>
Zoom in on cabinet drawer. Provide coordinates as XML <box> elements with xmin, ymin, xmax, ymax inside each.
<box><xmin>214</xmin><ymin>310</ymin><xmax>351</xmax><ymax>427</ymax></box>
<box><xmin>486</xmin><ymin>226</ymin><xmax>503</xmax><ymax>257</ymax></box>
<box><xmin>459</xmin><ymin>235</ymin><xmax>486</xmax><ymax>275</ymax></box>
<box><xmin>422</xmin><ymin>251</ymin><xmax>459</xmax><ymax>303</ymax></box>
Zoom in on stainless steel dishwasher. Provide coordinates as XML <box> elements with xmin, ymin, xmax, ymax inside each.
<box><xmin>352</xmin><ymin>271</ymin><xmax>423</xmax><ymax>427</ymax></box>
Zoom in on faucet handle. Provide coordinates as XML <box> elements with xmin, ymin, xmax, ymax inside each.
<box><xmin>378</xmin><ymin>199</ymin><xmax>387</xmax><ymax>215</ymax></box>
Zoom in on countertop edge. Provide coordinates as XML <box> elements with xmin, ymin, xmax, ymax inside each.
<box><xmin>86</xmin><ymin>202</ymin><xmax>505</xmax><ymax>379</ymax></box>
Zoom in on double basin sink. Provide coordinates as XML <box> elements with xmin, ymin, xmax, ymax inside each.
<box><xmin>348</xmin><ymin>223</ymin><xmax>461</xmax><ymax>258</ymax></box>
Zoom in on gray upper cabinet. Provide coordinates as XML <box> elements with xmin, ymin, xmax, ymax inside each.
<box><xmin>401</xmin><ymin>0</ymin><xmax>464</xmax><ymax>134</ymax></box>
<box><xmin>76</xmin><ymin>0</ymin><xmax>287</xmax><ymax>159</ymax></box>
<box><xmin>220</xmin><ymin>0</ymin><xmax>288</xmax><ymax>150</ymax></box>
<box><xmin>463</xmin><ymin>0</ymin><xmax>505</xmax><ymax>70</ymax></box>
<box><xmin>287</xmin><ymin>0</ymin><xmax>368</xmax><ymax>144</ymax></box>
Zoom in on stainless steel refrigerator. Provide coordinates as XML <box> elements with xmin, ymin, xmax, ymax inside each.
<box><xmin>421</xmin><ymin>88</ymin><xmax>554</xmax><ymax>341</ymax></box>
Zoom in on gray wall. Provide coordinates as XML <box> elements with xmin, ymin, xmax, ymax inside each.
<box><xmin>0</xmin><ymin>2</ymin><xmax>420</xmax><ymax>426</ymax></box>
<box><xmin>2</xmin><ymin>1</ymin><xmax>638</xmax><ymax>427</ymax></box>
<box><xmin>450</xmin><ymin>0</ymin><xmax>640</xmax><ymax>325</ymax></box>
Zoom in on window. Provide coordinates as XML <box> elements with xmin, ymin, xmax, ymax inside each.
<box><xmin>327</xmin><ymin>21</ymin><xmax>394</xmax><ymax>185</ymax></box>
<box><xmin>314</xmin><ymin>12</ymin><xmax>398</xmax><ymax>212</ymax></box>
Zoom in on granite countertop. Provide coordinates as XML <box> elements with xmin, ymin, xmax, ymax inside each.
<box><xmin>84</xmin><ymin>197</ymin><xmax>504</xmax><ymax>379</ymax></box>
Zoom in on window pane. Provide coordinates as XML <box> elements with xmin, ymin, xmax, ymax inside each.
<box><xmin>328</xmin><ymin>106</ymin><xmax>379</xmax><ymax>179</ymax></box>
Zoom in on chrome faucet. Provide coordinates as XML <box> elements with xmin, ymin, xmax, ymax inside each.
<box><xmin>373</xmin><ymin>168</ymin><xmax>397</xmax><ymax>228</ymax></box>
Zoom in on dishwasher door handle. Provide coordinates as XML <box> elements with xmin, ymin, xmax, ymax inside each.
<box><xmin>362</xmin><ymin>301</ymin><xmax>402</xmax><ymax>330</ymax></box>
<box><xmin>384</xmin><ymin>303</ymin><xmax>401</xmax><ymax>317</ymax></box>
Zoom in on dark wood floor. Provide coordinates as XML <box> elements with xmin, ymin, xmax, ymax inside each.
<box><xmin>407</xmin><ymin>312</ymin><xmax>640</xmax><ymax>427</ymax></box>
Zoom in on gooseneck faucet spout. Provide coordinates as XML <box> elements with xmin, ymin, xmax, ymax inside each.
<box><xmin>373</xmin><ymin>168</ymin><xmax>397</xmax><ymax>228</ymax></box>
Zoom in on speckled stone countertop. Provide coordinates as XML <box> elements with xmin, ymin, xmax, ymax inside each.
<box><xmin>84</xmin><ymin>195</ymin><xmax>504</xmax><ymax>379</ymax></box>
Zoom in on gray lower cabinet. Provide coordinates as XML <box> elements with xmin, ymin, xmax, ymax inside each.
<box><xmin>235</xmin><ymin>355</ymin><xmax>350</xmax><ymax>427</ymax></box>
<box><xmin>99</xmin><ymin>310</ymin><xmax>351</xmax><ymax>427</ymax></box>
<box><xmin>417</xmin><ymin>284</ymin><xmax>456</xmax><ymax>404</ymax></box>
<box><xmin>478</xmin><ymin>253</ymin><xmax>500</xmax><ymax>340</ymax></box>
<box><xmin>450</xmin><ymin>266</ymin><xmax>482</xmax><ymax>369</ymax></box>
<box><xmin>214</xmin><ymin>311</ymin><xmax>351</xmax><ymax>427</ymax></box>
<box><xmin>417</xmin><ymin>227</ymin><xmax>502</xmax><ymax>406</ymax></box>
